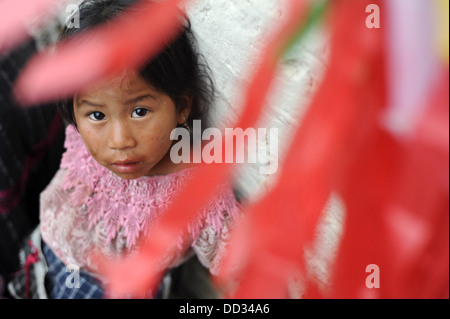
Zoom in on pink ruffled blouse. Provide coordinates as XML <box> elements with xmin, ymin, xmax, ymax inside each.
<box><xmin>40</xmin><ymin>125</ymin><xmax>240</xmax><ymax>275</ymax></box>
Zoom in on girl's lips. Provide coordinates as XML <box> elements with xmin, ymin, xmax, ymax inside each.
<box><xmin>111</xmin><ymin>161</ymin><xmax>142</xmax><ymax>174</ymax></box>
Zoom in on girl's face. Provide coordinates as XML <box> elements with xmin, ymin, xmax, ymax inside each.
<box><xmin>73</xmin><ymin>73</ymin><xmax>189</xmax><ymax>180</ymax></box>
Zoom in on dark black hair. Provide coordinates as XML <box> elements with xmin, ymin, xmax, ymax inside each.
<box><xmin>58</xmin><ymin>0</ymin><xmax>214</xmax><ymax>132</ymax></box>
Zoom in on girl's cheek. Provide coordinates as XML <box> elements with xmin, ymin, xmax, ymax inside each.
<box><xmin>89</xmin><ymin>145</ymin><xmax>99</xmax><ymax>158</ymax></box>
<box><xmin>87</xmin><ymin>138</ymin><xmax>102</xmax><ymax>158</ymax></box>
<box><xmin>79</xmin><ymin>129</ymin><xmax>101</xmax><ymax>158</ymax></box>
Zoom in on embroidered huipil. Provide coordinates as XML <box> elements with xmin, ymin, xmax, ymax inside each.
<box><xmin>40</xmin><ymin>125</ymin><xmax>240</xmax><ymax>276</ymax></box>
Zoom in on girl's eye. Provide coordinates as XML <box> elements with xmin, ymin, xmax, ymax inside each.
<box><xmin>131</xmin><ymin>108</ymin><xmax>149</xmax><ymax>118</ymax></box>
<box><xmin>88</xmin><ymin>111</ymin><xmax>106</xmax><ymax>121</ymax></box>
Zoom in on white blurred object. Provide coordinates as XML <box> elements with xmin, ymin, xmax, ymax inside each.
<box><xmin>383</xmin><ymin>0</ymin><xmax>440</xmax><ymax>138</ymax></box>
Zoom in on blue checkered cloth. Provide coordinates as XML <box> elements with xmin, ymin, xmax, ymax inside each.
<box><xmin>42</xmin><ymin>242</ymin><xmax>105</xmax><ymax>299</ymax></box>
<box><xmin>42</xmin><ymin>241</ymin><xmax>163</xmax><ymax>299</ymax></box>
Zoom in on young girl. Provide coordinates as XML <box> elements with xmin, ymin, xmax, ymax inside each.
<box><xmin>8</xmin><ymin>0</ymin><xmax>240</xmax><ymax>299</ymax></box>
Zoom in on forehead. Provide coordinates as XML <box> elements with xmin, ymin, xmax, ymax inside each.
<box><xmin>77</xmin><ymin>71</ymin><xmax>154</xmax><ymax>100</ymax></box>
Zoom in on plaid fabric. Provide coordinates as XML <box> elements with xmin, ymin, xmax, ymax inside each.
<box><xmin>43</xmin><ymin>241</ymin><xmax>168</xmax><ymax>299</ymax></box>
<box><xmin>42</xmin><ymin>242</ymin><xmax>105</xmax><ymax>299</ymax></box>
<box><xmin>0</xmin><ymin>39</ymin><xmax>65</xmax><ymax>282</ymax></box>
<box><xmin>7</xmin><ymin>227</ymin><xmax>165</xmax><ymax>299</ymax></box>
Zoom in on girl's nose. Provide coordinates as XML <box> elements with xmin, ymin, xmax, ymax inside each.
<box><xmin>108</xmin><ymin>121</ymin><xmax>137</xmax><ymax>150</ymax></box>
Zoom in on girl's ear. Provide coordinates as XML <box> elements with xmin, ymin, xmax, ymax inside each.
<box><xmin>177</xmin><ymin>94</ymin><xmax>193</xmax><ymax>125</ymax></box>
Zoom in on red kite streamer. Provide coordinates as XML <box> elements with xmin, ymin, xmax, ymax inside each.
<box><xmin>219</xmin><ymin>0</ymin><xmax>389</xmax><ymax>298</ymax></box>
<box><xmin>3</xmin><ymin>0</ymin><xmax>448</xmax><ymax>298</ymax></box>
<box><xmin>14</xmin><ymin>0</ymin><xmax>187</xmax><ymax>105</ymax></box>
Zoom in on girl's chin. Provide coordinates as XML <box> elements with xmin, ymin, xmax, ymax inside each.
<box><xmin>111</xmin><ymin>171</ymin><xmax>144</xmax><ymax>180</ymax></box>
<box><xmin>108</xmin><ymin>166</ymin><xmax>147</xmax><ymax>180</ymax></box>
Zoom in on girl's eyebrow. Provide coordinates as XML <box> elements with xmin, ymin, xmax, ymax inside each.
<box><xmin>77</xmin><ymin>99</ymin><xmax>105</xmax><ymax>108</ymax></box>
<box><xmin>124</xmin><ymin>94</ymin><xmax>157</xmax><ymax>104</ymax></box>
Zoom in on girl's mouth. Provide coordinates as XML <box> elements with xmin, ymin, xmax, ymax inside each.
<box><xmin>111</xmin><ymin>161</ymin><xmax>142</xmax><ymax>174</ymax></box>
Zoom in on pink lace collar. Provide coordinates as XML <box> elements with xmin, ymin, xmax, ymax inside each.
<box><xmin>60</xmin><ymin>124</ymin><xmax>239</xmax><ymax>249</ymax></box>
